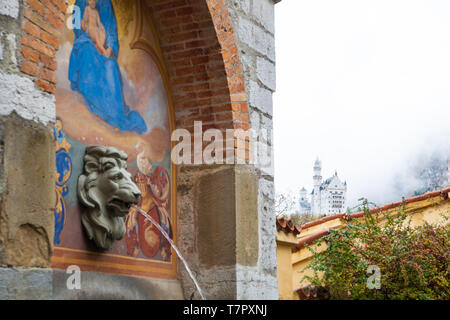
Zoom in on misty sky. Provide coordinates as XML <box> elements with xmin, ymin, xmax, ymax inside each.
<box><xmin>273</xmin><ymin>0</ymin><xmax>450</xmax><ymax>208</ymax></box>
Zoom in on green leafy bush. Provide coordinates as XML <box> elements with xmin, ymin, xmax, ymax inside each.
<box><xmin>303</xmin><ymin>200</ymin><xmax>449</xmax><ymax>300</ymax></box>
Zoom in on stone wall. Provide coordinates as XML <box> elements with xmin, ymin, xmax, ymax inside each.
<box><xmin>176</xmin><ymin>163</ymin><xmax>276</xmax><ymax>300</ymax></box>
<box><xmin>0</xmin><ymin>0</ymin><xmax>281</xmax><ymax>300</ymax></box>
<box><xmin>227</xmin><ymin>0</ymin><xmax>278</xmax><ymax>299</ymax></box>
<box><xmin>175</xmin><ymin>0</ymin><xmax>279</xmax><ymax>300</ymax></box>
<box><xmin>0</xmin><ymin>0</ymin><xmax>56</xmax><ymax>269</ymax></box>
<box><xmin>0</xmin><ymin>0</ymin><xmax>56</xmax><ymax>298</ymax></box>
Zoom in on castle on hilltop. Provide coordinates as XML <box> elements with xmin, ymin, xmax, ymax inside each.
<box><xmin>299</xmin><ymin>159</ymin><xmax>347</xmax><ymax>216</ymax></box>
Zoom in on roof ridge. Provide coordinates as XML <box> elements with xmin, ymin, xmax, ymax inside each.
<box><xmin>280</xmin><ymin>186</ymin><xmax>450</xmax><ymax>253</ymax></box>
<box><xmin>296</xmin><ymin>186</ymin><xmax>450</xmax><ymax>230</ymax></box>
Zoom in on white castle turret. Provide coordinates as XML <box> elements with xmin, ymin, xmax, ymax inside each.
<box><xmin>310</xmin><ymin>159</ymin><xmax>347</xmax><ymax>216</ymax></box>
<box><xmin>311</xmin><ymin>158</ymin><xmax>322</xmax><ymax>214</ymax></box>
<box><xmin>298</xmin><ymin>187</ymin><xmax>311</xmax><ymax>214</ymax></box>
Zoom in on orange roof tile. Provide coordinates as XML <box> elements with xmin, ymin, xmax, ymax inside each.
<box><xmin>295</xmin><ymin>285</ymin><xmax>330</xmax><ymax>300</ymax></box>
<box><xmin>276</xmin><ymin>215</ymin><xmax>302</xmax><ymax>235</ymax></box>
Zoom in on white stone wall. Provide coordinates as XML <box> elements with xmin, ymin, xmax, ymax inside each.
<box><xmin>0</xmin><ymin>1</ymin><xmax>56</xmax><ymax>126</ymax></box>
<box><xmin>0</xmin><ymin>71</ymin><xmax>56</xmax><ymax>125</ymax></box>
<box><xmin>0</xmin><ymin>0</ymin><xmax>19</xmax><ymax>19</ymax></box>
<box><xmin>227</xmin><ymin>0</ymin><xmax>278</xmax><ymax>300</ymax></box>
<box><xmin>0</xmin><ymin>3</ymin><xmax>57</xmax><ymax>298</ymax></box>
<box><xmin>318</xmin><ymin>177</ymin><xmax>347</xmax><ymax>215</ymax></box>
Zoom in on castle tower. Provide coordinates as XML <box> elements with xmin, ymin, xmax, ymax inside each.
<box><xmin>299</xmin><ymin>187</ymin><xmax>307</xmax><ymax>202</ymax></box>
<box><xmin>309</xmin><ymin>159</ymin><xmax>347</xmax><ymax>216</ymax></box>
<box><xmin>313</xmin><ymin>158</ymin><xmax>322</xmax><ymax>188</ymax></box>
<box><xmin>311</xmin><ymin>158</ymin><xmax>322</xmax><ymax>215</ymax></box>
<box><xmin>298</xmin><ymin>187</ymin><xmax>311</xmax><ymax>214</ymax></box>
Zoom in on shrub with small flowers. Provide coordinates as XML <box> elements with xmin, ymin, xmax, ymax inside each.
<box><xmin>303</xmin><ymin>199</ymin><xmax>449</xmax><ymax>300</ymax></box>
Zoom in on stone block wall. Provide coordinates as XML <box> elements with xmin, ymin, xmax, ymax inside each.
<box><xmin>177</xmin><ymin>164</ymin><xmax>276</xmax><ymax>299</ymax></box>
<box><xmin>0</xmin><ymin>0</ymin><xmax>57</xmax><ymax>299</ymax></box>
<box><xmin>175</xmin><ymin>0</ymin><xmax>279</xmax><ymax>300</ymax></box>
<box><xmin>227</xmin><ymin>0</ymin><xmax>278</xmax><ymax>299</ymax></box>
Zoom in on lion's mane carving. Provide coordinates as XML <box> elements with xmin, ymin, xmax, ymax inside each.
<box><xmin>77</xmin><ymin>146</ymin><xmax>141</xmax><ymax>249</ymax></box>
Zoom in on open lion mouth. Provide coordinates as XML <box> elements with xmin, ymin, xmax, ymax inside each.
<box><xmin>108</xmin><ymin>198</ymin><xmax>134</xmax><ymax>215</ymax></box>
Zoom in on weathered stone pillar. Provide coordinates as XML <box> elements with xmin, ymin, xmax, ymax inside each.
<box><xmin>0</xmin><ymin>0</ymin><xmax>56</xmax><ymax>299</ymax></box>
<box><xmin>228</xmin><ymin>0</ymin><xmax>278</xmax><ymax>299</ymax></box>
<box><xmin>177</xmin><ymin>164</ymin><xmax>277</xmax><ymax>299</ymax></box>
<box><xmin>176</xmin><ymin>0</ymin><xmax>279</xmax><ymax>300</ymax></box>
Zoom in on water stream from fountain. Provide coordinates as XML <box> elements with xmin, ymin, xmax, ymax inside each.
<box><xmin>133</xmin><ymin>205</ymin><xmax>206</xmax><ymax>300</ymax></box>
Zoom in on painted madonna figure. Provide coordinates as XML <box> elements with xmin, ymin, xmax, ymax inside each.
<box><xmin>69</xmin><ymin>0</ymin><xmax>147</xmax><ymax>134</ymax></box>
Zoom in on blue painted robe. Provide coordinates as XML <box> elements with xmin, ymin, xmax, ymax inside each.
<box><xmin>68</xmin><ymin>0</ymin><xmax>147</xmax><ymax>134</ymax></box>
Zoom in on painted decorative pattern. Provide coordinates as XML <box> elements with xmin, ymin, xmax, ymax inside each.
<box><xmin>53</xmin><ymin>119</ymin><xmax>72</xmax><ymax>244</ymax></box>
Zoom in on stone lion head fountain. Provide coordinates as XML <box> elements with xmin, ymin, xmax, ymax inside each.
<box><xmin>77</xmin><ymin>146</ymin><xmax>141</xmax><ymax>249</ymax></box>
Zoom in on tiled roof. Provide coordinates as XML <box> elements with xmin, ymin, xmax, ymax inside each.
<box><xmin>292</xmin><ymin>228</ymin><xmax>330</xmax><ymax>252</ymax></box>
<box><xmin>284</xmin><ymin>186</ymin><xmax>450</xmax><ymax>253</ymax></box>
<box><xmin>276</xmin><ymin>215</ymin><xmax>302</xmax><ymax>235</ymax></box>
<box><xmin>345</xmin><ymin>186</ymin><xmax>449</xmax><ymax>220</ymax></box>
<box><xmin>295</xmin><ymin>285</ymin><xmax>330</xmax><ymax>300</ymax></box>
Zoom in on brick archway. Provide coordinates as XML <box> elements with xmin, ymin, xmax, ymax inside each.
<box><xmin>8</xmin><ymin>0</ymin><xmax>278</xmax><ymax>299</ymax></box>
<box><xmin>17</xmin><ymin>0</ymin><xmax>256</xmax><ymax>299</ymax></box>
<box><xmin>145</xmin><ymin>0</ymin><xmax>254</xmax><ymax>299</ymax></box>
<box><xmin>146</xmin><ymin>0</ymin><xmax>249</xmax><ymax>133</ymax></box>
<box><xmin>19</xmin><ymin>0</ymin><xmax>249</xmax><ymax>134</ymax></box>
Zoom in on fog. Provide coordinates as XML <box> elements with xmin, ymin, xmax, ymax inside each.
<box><xmin>273</xmin><ymin>0</ymin><xmax>450</xmax><ymax>208</ymax></box>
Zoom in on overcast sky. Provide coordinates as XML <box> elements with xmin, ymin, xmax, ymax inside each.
<box><xmin>273</xmin><ymin>0</ymin><xmax>450</xmax><ymax>208</ymax></box>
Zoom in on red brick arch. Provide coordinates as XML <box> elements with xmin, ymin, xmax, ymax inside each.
<box><xmin>20</xmin><ymin>0</ymin><xmax>250</xmax><ymax>134</ymax></box>
<box><xmin>146</xmin><ymin>0</ymin><xmax>249</xmax><ymax>133</ymax></box>
<box><xmin>20</xmin><ymin>0</ymin><xmax>66</xmax><ymax>93</ymax></box>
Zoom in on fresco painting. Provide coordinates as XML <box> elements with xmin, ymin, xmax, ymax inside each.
<box><xmin>52</xmin><ymin>0</ymin><xmax>176</xmax><ymax>278</ymax></box>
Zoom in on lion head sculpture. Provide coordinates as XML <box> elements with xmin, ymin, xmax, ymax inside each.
<box><xmin>77</xmin><ymin>146</ymin><xmax>141</xmax><ymax>250</ymax></box>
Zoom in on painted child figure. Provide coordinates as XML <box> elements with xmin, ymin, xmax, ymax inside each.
<box><xmin>81</xmin><ymin>0</ymin><xmax>113</xmax><ymax>58</ymax></box>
